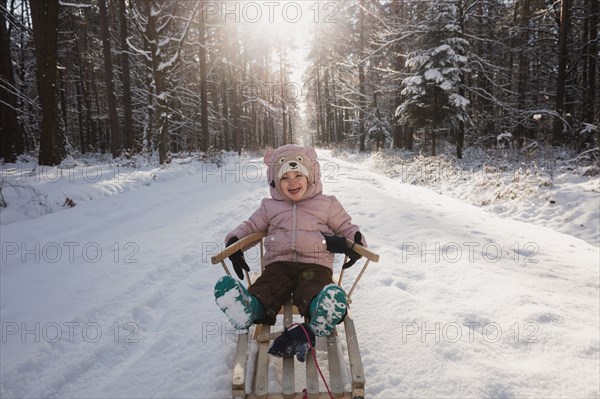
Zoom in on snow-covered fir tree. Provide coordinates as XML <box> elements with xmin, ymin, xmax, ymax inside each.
<box><xmin>366</xmin><ymin>109</ymin><xmax>392</xmax><ymax>150</ymax></box>
<box><xmin>395</xmin><ymin>1</ymin><xmax>470</xmax><ymax>155</ymax></box>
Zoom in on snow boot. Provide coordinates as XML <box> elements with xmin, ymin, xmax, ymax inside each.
<box><xmin>214</xmin><ymin>276</ymin><xmax>262</xmax><ymax>330</ymax></box>
<box><xmin>308</xmin><ymin>284</ymin><xmax>348</xmax><ymax>337</ymax></box>
<box><xmin>268</xmin><ymin>323</ymin><xmax>315</xmax><ymax>362</ymax></box>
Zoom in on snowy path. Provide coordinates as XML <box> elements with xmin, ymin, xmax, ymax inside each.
<box><xmin>1</xmin><ymin>150</ymin><xmax>598</xmax><ymax>398</ymax></box>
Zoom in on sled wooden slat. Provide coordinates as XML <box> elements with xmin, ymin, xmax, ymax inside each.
<box><xmin>282</xmin><ymin>302</ymin><xmax>295</xmax><ymax>398</ymax></box>
<box><xmin>254</xmin><ymin>324</ymin><xmax>271</xmax><ymax>398</ymax></box>
<box><xmin>305</xmin><ymin>346</ymin><xmax>320</xmax><ymax>397</ymax></box>
<box><xmin>343</xmin><ymin>316</ymin><xmax>365</xmax><ymax>395</ymax></box>
<box><xmin>232</xmin><ymin>332</ymin><xmax>249</xmax><ymax>398</ymax></box>
<box><xmin>211</xmin><ymin>231</ymin><xmax>379</xmax><ymax>399</ymax></box>
<box><xmin>326</xmin><ymin>331</ymin><xmax>345</xmax><ymax>397</ymax></box>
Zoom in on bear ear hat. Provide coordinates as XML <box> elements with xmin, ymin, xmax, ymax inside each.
<box><xmin>263</xmin><ymin>148</ymin><xmax>275</xmax><ymax>164</ymax></box>
<box><xmin>263</xmin><ymin>148</ymin><xmax>277</xmax><ymax>189</ymax></box>
<box><xmin>304</xmin><ymin>146</ymin><xmax>317</xmax><ymax>163</ymax></box>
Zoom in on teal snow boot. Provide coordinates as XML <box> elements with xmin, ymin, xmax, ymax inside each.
<box><xmin>214</xmin><ymin>276</ymin><xmax>262</xmax><ymax>330</ymax></box>
<box><xmin>308</xmin><ymin>284</ymin><xmax>348</xmax><ymax>336</ymax></box>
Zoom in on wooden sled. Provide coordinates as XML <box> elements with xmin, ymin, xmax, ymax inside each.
<box><xmin>211</xmin><ymin>232</ymin><xmax>380</xmax><ymax>399</ymax></box>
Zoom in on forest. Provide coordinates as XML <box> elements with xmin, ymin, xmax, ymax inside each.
<box><xmin>0</xmin><ymin>0</ymin><xmax>598</xmax><ymax>165</ymax></box>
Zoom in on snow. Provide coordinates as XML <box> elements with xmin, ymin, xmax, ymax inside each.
<box><xmin>158</xmin><ymin>53</ymin><xmax>179</xmax><ymax>72</ymax></box>
<box><xmin>215</xmin><ymin>280</ymin><xmax>254</xmax><ymax>330</ymax></box>
<box><xmin>449</xmin><ymin>92</ymin><xmax>470</xmax><ymax>109</ymax></box>
<box><xmin>1</xmin><ymin>150</ymin><xmax>598</xmax><ymax>398</ymax></box>
<box><xmin>423</xmin><ymin>68</ymin><xmax>443</xmax><ymax>83</ymax></box>
<box><xmin>58</xmin><ymin>1</ymin><xmax>93</xmax><ymax>8</ymax></box>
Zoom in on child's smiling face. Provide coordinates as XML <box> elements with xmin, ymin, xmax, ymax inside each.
<box><xmin>279</xmin><ymin>171</ymin><xmax>308</xmax><ymax>201</ymax></box>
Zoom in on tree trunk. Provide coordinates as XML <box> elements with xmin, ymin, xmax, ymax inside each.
<box><xmin>79</xmin><ymin>10</ymin><xmax>96</xmax><ymax>152</ymax></box>
<box><xmin>456</xmin><ymin>122</ymin><xmax>464</xmax><ymax>159</ymax></box>
<box><xmin>288</xmin><ymin>112</ymin><xmax>293</xmax><ymax>144</ymax></box>
<box><xmin>279</xmin><ymin>46</ymin><xmax>288</xmax><ymax>144</ymax></box>
<box><xmin>98</xmin><ymin>0</ymin><xmax>121</xmax><ymax>158</ymax></box>
<box><xmin>76</xmin><ymin>82</ymin><xmax>85</xmax><ymax>154</ymax></box>
<box><xmin>30</xmin><ymin>0</ymin><xmax>64</xmax><ymax>165</ymax></box>
<box><xmin>144</xmin><ymin>0</ymin><xmax>169</xmax><ymax>163</ymax></box>
<box><xmin>58</xmin><ymin>67</ymin><xmax>68</xmax><ymax>140</ymax></box>
<box><xmin>456</xmin><ymin>0</ymin><xmax>466</xmax><ymax>158</ymax></box>
<box><xmin>198</xmin><ymin>5</ymin><xmax>210</xmax><ymax>152</ymax></box>
<box><xmin>221</xmin><ymin>80</ymin><xmax>230</xmax><ymax>151</ymax></box>
<box><xmin>358</xmin><ymin>0</ymin><xmax>366</xmax><ymax>152</ymax></box>
<box><xmin>0</xmin><ymin>0</ymin><xmax>20</xmax><ymax>161</ymax></box>
<box><xmin>583</xmin><ymin>0</ymin><xmax>597</xmax><ymax>126</ymax></box>
<box><xmin>315</xmin><ymin>66</ymin><xmax>322</xmax><ymax>143</ymax></box>
<box><xmin>324</xmin><ymin>67</ymin><xmax>332</xmax><ymax>144</ymax></box>
<box><xmin>516</xmin><ymin>0</ymin><xmax>531</xmax><ymax>146</ymax></box>
<box><xmin>118</xmin><ymin>0</ymin><xmax>134</xmax><ymax>152</ymax></box>
<box><xmin>406</xmin><ymin>126</ymin><xmax>413</xmax><ymax>150</ymax></box>
<box><xmin>552</xmin><ymin>0</ymin><xmax>570</xmax><ymax>145</ymax></box>
<box><xmin>231</xmin><ymin>80</ymin><xmax>240</xmax><ymax>153</ymax></box>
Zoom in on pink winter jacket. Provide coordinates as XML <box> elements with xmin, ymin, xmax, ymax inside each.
<box><xmin>225</xmin><ymin>145</ymin><xmax>363</xmax><ymax>270</ymax></box>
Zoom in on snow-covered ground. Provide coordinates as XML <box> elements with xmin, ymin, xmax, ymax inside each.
<box><xmin>1</xmin><ymin>150</ymin><xmax>599</xmax><ymax>398</ymax></box>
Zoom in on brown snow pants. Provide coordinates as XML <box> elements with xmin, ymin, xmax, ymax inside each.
<box><xmin>248</xmin><ymin>261</ymin><xmax>333</xmax><ymax>325</ymax></box>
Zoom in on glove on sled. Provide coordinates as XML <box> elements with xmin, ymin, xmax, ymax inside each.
<box><xmin>226</xmin><ymin>236</ymin><xmax>250</xmax><ymax>280</ymax></box>
<box><xmin>322</xmin><ymin>231</ymin><xmax>363</xmax><ymax>269</ymax></box>
<box><xmin>268</xmin><ymin>323</ymin><xmax>315</xmax><ymax>362</ymax></box>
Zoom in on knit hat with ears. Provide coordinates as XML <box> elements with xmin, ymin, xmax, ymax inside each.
<box><xmin>263</xmin><ymin>144</ymin><xmax>323</xmax><ymax>201</ymax></box>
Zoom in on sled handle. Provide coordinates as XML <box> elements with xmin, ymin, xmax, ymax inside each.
<box><xmin>345</xmin><ymin>238</ymin><xmax>379</xmax><ymax>263</ymax></box>
<box><xmin>210</xmin><ymin>232</ymin><xmax>379</xmax><ymax>265</ymax></box>
<box><xmin>211</xmin><ymin>232</ymin><xmax>268</xmax><ymax>265</ymax></box>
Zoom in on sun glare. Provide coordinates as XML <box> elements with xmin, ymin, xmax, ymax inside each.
<box><xmin>235</xmin><ymin>1</ymin><xmax>317</xmax><ymax>36</ymax></box>
<box><xmin>207</xmin><ymin>1</ymin><xmax>343</xmax><ymax>138</ymax></box>
<box><xmin>229</xmin><ymin>1</ymin><xmax>320</xmax><ymax>123</ymax></box>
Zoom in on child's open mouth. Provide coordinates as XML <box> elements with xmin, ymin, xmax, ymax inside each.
<box><xmin>287</xmin><ymin>187</ymin><xmax>301</xmax><ymax>195</ymax></box>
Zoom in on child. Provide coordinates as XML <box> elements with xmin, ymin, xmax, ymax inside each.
<box><xmin>214</xmin><ymin>144</ymin><xmax>365</xmax><ymax>361</ymax></box>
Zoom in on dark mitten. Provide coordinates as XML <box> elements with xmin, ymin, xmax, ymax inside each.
<box><xmin>342</xmin><ymin>231</ymin><xmax>363</xmax><ymax>269</ymax></box>
<box><xmin>322</xmin><ymin>233</ymin><xmax>348</xmax><ymax>253</ymax></box>
<box><xmin>226</xmin><ymin>236</ymin><xmax>250</xmax><ymax>280</ymax></box>
<box><xmin>268</xmin><ymin>323</ymin><xmax>315</xmax><ymax>362</ymax></box>
<box><xmin>322</xmin><ymin>232</ymin><xmax>364</xmax><ymax>269</ymax></box>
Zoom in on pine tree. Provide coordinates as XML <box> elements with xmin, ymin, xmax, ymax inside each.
<box><xmin>395</xmin><ymin>0</ymin><xmax>469</xmax><ymax>156</ymax></box>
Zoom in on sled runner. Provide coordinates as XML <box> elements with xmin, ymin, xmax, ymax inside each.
<box><xmin>211</xmin><ymin>231</ymin><xmax>380</xmax><ymax>399</ymax></box>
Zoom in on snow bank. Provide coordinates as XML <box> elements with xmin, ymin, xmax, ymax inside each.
<box><xmin>333</xmin><ymin>148</ymin><xmax>600</xmax><ymax>247</ymax></box>
<box><xmin>0</xmin><ymin>153</ymin><xmax>240</xmax><ymax>226</ymax></box>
